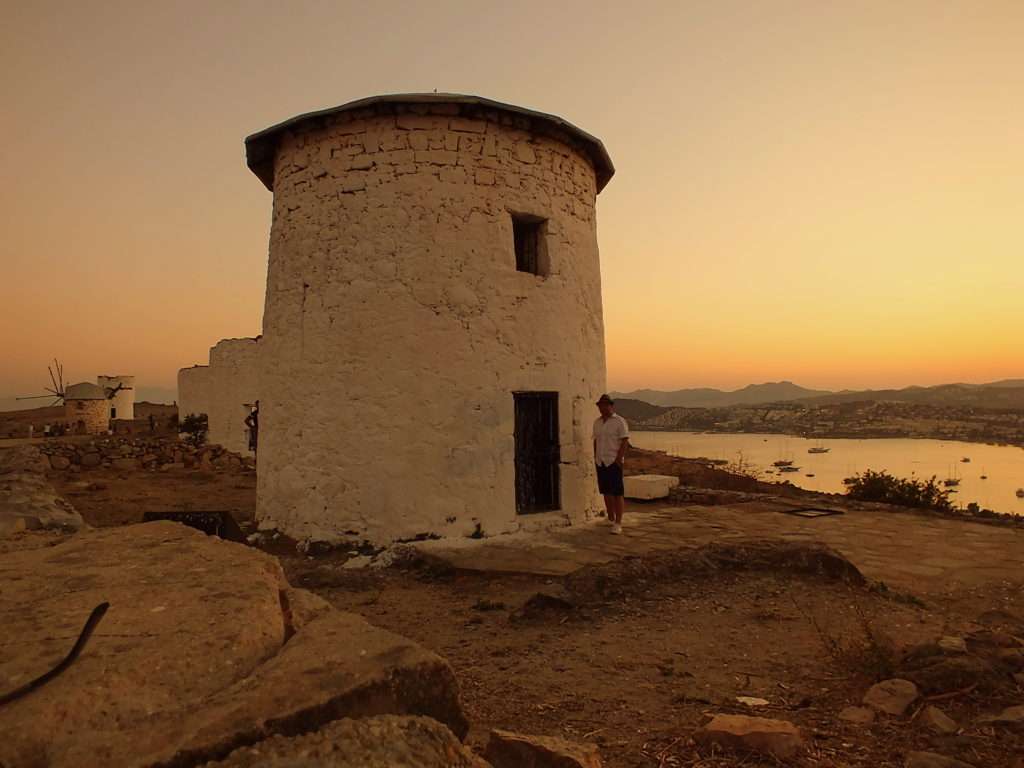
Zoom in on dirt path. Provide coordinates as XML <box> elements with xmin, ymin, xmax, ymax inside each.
<box><xmin>278</xmin><ymin>547</ymin><xmax>1023</xmax><ymax>767</ymax></box>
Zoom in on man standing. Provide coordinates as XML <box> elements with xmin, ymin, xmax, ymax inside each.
<box><xmin>245</xmin><ymin>401</ymin><xmax>260</xmax><ymax>454</ymax></box>
<box><xmin>593</xmin><ymin>394</ymin><xmax>629</xmax><ymax>534</ymax></box>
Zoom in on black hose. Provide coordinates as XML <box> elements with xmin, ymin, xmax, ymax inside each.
<box><xmin>0</xmin><ymin>602</ymin><xmax>110</xmax><ymax>707</ymax></box>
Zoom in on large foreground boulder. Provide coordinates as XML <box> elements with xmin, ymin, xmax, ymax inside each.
<box><xmin>0</xmin><ymin>522</ymin><xmax>467</xmax><ymax>767</ymax></box>
<box><xmin>206</xmin><ymin>715</ymin><xmax>488</xmax><ymax>767</ymax></box>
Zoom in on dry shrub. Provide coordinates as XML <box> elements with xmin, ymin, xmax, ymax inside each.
<box><xmin>794</xmin><ymin>591</ymin><xmax>898</xmax><ymax>680</ymax></box>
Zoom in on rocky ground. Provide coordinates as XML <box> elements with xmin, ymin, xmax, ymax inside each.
<box><xmin>1</xmin><ymin>437</ymin><xmax>1022</xmax><ymax>767</ymax></box>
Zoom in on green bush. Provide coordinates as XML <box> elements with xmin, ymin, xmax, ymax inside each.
<box><xmin>843</xmin><ymin>469</ymin><xmax>953</xmax><ymax>511</ymax></box>
<box><xmin>179</xmin><ymin>413</ymin><xmax>208</xmax><ymax>448</ymax></box>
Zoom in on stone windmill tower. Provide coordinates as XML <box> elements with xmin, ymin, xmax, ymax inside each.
<box><xmin>245</xmin><ymin>94</ymin><xmax>615</xmax><ymax>544</ymax></box>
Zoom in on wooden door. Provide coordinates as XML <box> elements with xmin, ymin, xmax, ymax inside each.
<box><xmin>514</xmin><ymin>392</ymin><xmax>561</xmax><ymax>513</ymax></box>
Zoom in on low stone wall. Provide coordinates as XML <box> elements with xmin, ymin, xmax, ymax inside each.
<box><xmin>37</xmin><ymin>436</ymin><xmax>255</xmax><ymax>474</ymax></box>
<box><xmin>0</xmin><ymin>446</ymin><xmax>85</xmax><ymax>536</ymax></box>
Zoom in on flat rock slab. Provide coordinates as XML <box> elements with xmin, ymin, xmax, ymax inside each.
<box><xmin>623</xmin><ymin>474</ymin><xmax>680</xmax><ymax>500</ymax></box>
<box><xmin>0</xmin><ymin>522</ymin><xmax>466</xmax><ymax>767</ymax></box>
<box><xmin>206</xmin><ymin>715</ymin><xmax>488</xmax><ymax>767</ymax></box>
<box><xmin>0</xmin><ymin>446</ymin><xmax>85</xmax><ymax>537</ymax></box>
<box><xmin>485</xmin><ymin>729</ymin><xmax>602</xmax><ymax>767</ymax></box>
<box><xmin>694</xmin><ymin>714</ymin><xmax>804</xmax><ymax>760</ymax></box>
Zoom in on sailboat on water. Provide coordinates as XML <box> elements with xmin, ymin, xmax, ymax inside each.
<box><xmin>943</xmin><ymin>465</ymin><xmax>961</xmax><ymax>488</ymax></box>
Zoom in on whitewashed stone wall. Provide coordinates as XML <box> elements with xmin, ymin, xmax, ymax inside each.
<box><xmin>177</xmin><ymin>366</ymin><xmax>212</xmax><ymax>422</ymax></box>
<box><xmin>207</xmin><ymin>338</ymin><xmax>260</xmax><ymax>454</ymax></box>
<box><xmin>255</xmin><ymin>101</ymin><xmax>609</xmax><ymax>544</ymax></box>
<box><xmin>97</xmin><ymin>375</ymin><xmax>135</xmax><ymax>421</ymax></box>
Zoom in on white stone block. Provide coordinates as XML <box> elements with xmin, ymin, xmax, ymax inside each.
<box><xmin>623</xmin><ymin>474</ymin><xmax>680</xmax><ymax>500</ymax></box>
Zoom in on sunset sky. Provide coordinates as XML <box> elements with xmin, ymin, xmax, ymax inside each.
<box><xmin>2</xmin><ymin>0</ymin><xmax>1021</xmax><ymax>408</ymax></box>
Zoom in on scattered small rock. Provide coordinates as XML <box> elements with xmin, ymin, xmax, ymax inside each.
<box><xmin>694</xmin><ymin>714</ymin><xmax>804</xmax><ymax>760</ymax></box>
<box><xmin>863</xmin><ymin>679</ymin><xmax>919</xmax><ymax>716</ymax></box>
<box><xmin>342</xmin><ymin>555</ymin><xmax>373</xmax><ymax>569</ymax></box>
<box><xmin>902</xmin><ymin>656</ymin><xmax>1000</xmax><ymax>695</ymax></box>
<box><xmin>473</xmin><ymin>599</ymin><xmax>507</xmax><ymax>612</ymax></box>
<box><xmin>485</xmin><ymin>728</ymin><xmax>601</xmax><ymax>768</ymax></box>
<box><xmin>838</xmin><ymin>706</ymin><xmax>876</xmax><ymax>725</ymax></box>
<box><xmin>920</xmin><ymin>705</ymin><xmax>958</xmax><ymax>734</ymax></box>
<box><xmin>512</xmin><ymin>591</ymin><xmax>575</xmax><ymax>622</ymax></box>
<box><xmin>938</xmin><ymin>636</ymin><xmax>967</xmax><ymax>654</ymax></box>
<box><xmin>976</xmin><ymin>704</ymin><xmax>1024</xmax><ymax>727</ymax></box>
<box><xmin>736</xmin><ymin>696</ymin><xmax>769</xmax><ymax>707</ymax></box>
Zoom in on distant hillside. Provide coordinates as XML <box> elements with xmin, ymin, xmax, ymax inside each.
<box><xmin>796</xmin><ymin>383</ymin><xmax>1024</xmax><ymax>410</ymax></box>
<box><xmin>612</xmin><ymin>381</ymin><xmax>831</xmax><ymax>408</ymax></box>
<box><xmin>611</xmin><ymin>398</ymin><xmax>673</xmax><ymax>423</ymax></box>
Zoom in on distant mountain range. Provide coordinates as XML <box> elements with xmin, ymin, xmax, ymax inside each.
<box><xmin>612</xmin><ymin>381</ymin><xmax>830</xmax><ymax>408</ymax></box>
<box><xmin>612</xmin><ymin>379</ymin><xmax>1024</xmax><ymax>411</ymax></box>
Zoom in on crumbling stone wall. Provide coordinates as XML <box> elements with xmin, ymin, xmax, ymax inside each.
<box><xmin>254</xmin><ymin>99</ymin><xmax>611</xmax><ymax>543</ymax></box>
<box><xmin>208</xmin><ymin>338</ymin><xmax>260</xmax><ymax>454</ymax></box>
<box><xmin>65</xmin><ymin>398</ymin><xmax>109</xmax><ymax>434</ymax></box>
<box><xmin>177</xmin><ymin>365</ymin><xmax>212</xmax><ymax>421</ymax></box>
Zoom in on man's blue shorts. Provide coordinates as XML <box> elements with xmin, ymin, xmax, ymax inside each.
<box><xmin>596</xmin><ymin>463</ymin><xmax>624</xmax><ymax>496</ymax></box>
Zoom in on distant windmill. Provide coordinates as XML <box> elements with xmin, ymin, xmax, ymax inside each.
<box><xmin>17</xmin><ymin>359</ymin><xmax>68</xmax><ymax>406</ymax></box>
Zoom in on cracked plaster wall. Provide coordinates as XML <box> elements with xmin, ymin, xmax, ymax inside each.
<box><xmin>256</xmin><ymin>102</ymin><xmax>609</xmax><ymax>543</ymax></box>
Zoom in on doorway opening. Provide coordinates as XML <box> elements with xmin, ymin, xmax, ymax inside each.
<box><xmin>513</xmin><ymin>392</ymin><xmax>561</xmax><ymax>514</ymax></box>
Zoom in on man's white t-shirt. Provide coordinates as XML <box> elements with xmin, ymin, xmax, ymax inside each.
<box><xmin>593</xmin><ymin>414</ymin><xmax>630</xmax><ymax>467</ymax></box>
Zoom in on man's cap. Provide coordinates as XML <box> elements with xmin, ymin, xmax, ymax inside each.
<box><xmin>596</xmin><ymin>394</ymin><xmax>614</xmax><ymax>405</ymax></box>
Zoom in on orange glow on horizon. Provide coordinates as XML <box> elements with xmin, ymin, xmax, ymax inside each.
<box><xmin>1</xmin><ymin>1</ymin><xmax>1021</xmax><ymax>406</ymax></box>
